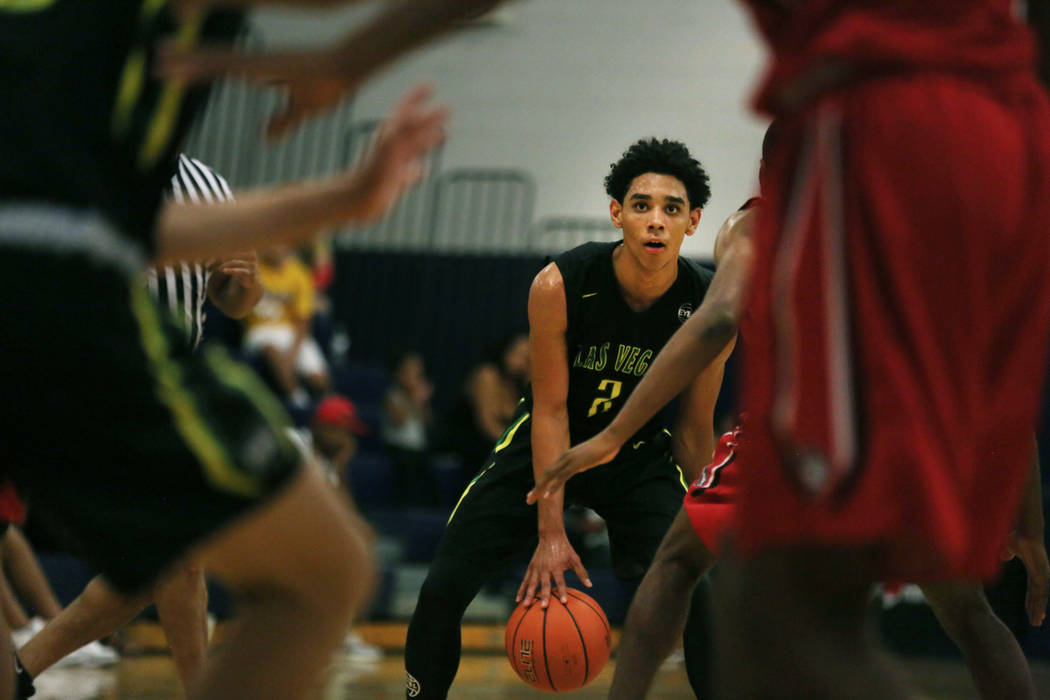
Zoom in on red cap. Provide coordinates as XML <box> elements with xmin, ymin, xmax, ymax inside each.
<box><xmin>313</xmin><ymin>395</ymin><xmax>369</xmax><ymax>435</ymax></box>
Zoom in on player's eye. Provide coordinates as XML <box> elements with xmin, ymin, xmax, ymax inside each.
<box><xmin>666</xmin><ymin>205</ymin><xmax>679</xmax><ymax>214</ymax></box>
<box><xmin>634</xmin><ymin>202</ymin><xmax>648</xmax><ymax>211</ymax></box>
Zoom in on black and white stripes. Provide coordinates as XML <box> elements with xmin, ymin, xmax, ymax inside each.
<box><xmin>147</xmin><ymin>154</ymin><xmax>233</xmax><ymax>348</ymax></box>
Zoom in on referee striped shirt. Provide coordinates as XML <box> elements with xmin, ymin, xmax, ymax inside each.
<box><xmin>147</xmin><ymin>154</ymin><xmax>234</xmax><ymax>349</ymax></box>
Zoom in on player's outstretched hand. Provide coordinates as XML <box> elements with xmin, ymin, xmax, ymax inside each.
<box><xmin>339</xmin><ymin>85</ymin><xmax>448</xmax><ymax>224</ymax></box>
<box><xmin>526</xmin><ymin>432</ymin><xmax>621</xmax><ymax>505</ymax></box>
<box><xmin>216</xmin><ymin>250</ymin><xmax>260</xmax><ymax>290</ymax></box>
<box><xmin>1003</xmin><ymin>532</ymin><xmax>1050</xmax><ymax>626</ymax></box>
<box><xmin>158</xmin><ymin>43</ymin><xmax>360</xmax><ymax>140</ymax></box>
<box><xmin>516</xmin><ymin>533</ymin><xmax>592</xmax><ymax>609</ymax></box>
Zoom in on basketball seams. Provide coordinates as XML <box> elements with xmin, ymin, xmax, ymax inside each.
<box><xmin>542</xmin><ymin>605</ymin><xmax>557</xmax><ymax>691</ymax></box>
<box><xmin>508</xmin><ymin>590</ymin><xmax>609</xmax><ymax>691</ymax></box>
<box><xmin>509</xmin><ymin>605</ymin><xmax>531</xmax><ymax>679</ymax></box>
<box><xmin>562</xmin><ymin>600</ymin><xmax>590</xmax><ymax>684</ymax></box>
<box><xmin>565</xmin><ymin>589</ymin><xmax>610</xmax><ymax>638</ymax></box>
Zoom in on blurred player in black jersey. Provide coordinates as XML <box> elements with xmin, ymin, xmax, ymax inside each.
<box><xmin>13</xmin><ymin>155</ymin><xmax>263</xmax><ymax>696</ymax></box>
<box><xmin>0</xmin><ymin>0</ymin><xmax>503</xmax><ymax>698</ymax></box>
<box><xmin>404</xmin><ymin>138</ymin><xmax>730</xmax><ymax>699</ymax></box>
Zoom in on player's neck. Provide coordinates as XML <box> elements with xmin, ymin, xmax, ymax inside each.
<box><xmin>612</xmin><ymin>244</ymin><xmax>678</xmax><ymax>312</ymax></box>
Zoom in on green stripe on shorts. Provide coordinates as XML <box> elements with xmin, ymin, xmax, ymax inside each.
<box><xmin>129</xmin><ymin>280</ymin><xmax>262</xmax><ymax>498</ymax></box>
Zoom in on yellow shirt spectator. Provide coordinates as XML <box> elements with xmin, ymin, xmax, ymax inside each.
<box><xmin>244</xmin><ymin>254</ymin><xmax>316</xmax><ymax>332</ymax></box>
<box><xmin>241</xmin><ymin>250</ymin><xmax>330</xmax><ymax>402</ymax></box>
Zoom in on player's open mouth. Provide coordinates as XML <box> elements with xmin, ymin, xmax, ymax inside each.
<box><xmin>644</xmin><ymin>241</ymin><xmax>665</xmax><ymax>250</ymax></box>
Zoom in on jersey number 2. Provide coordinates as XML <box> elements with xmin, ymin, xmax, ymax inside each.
<box><xmin>587</xmin><ymin>379</ymin><xmax>622</xmax><ymax>417</ymax></box>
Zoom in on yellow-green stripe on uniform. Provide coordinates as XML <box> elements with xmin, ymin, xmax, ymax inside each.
<box><xmin>130</xmin><ymin>280</ymin><xmax>262</xmax><ymax>498</ymax></box>
<box><xmin>448</xmin><ymin>412</ymin><xmax>531</xmax><ymax>524</ymax></box>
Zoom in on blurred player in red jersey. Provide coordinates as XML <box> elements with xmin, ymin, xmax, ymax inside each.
<box><xmin>717</xmin><ymin>1</ymin><xmax>1050</xmax><ymax>697</ymax></box>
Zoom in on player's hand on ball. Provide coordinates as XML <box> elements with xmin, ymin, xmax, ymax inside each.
<box><xmin>1003</xmin><ymin>532</ymin><xmax>1050</xmax><ymax>626</ymax></box>
<box><xmin>516</xmin><ymin>533</ymin><xmax>592</xmax><ymax>609</ymax></box>
<box><xmin>527</xmin><ymin>432</ymin><xmax>621</xmax><ymax>504</ymax></box>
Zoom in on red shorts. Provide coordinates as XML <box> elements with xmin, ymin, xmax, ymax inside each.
<box><xmin>737</xmin><ymin>71</ymin><xmax>1050</xmax><ymax>581</ymax></box>
<box><xmin>0</xmin><ymin>480</ymin><xmax>26</xmax><ymax>526</ymax></box>
<box><xmin>684</xmin><ymin>426</ymin><xmax>743</xmax><ymax>557</ymax></box>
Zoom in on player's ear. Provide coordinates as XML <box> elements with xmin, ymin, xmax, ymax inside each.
<box><xmin>687</xmin><ymin>207</ymin><xmax>702</xmax><ymax>236</ymax></box>
<box><xmin>609</xmin><ymin>199</ymin><xmax>624</xmax><ymax>229</ymax></box>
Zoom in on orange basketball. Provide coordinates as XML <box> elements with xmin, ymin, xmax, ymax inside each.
<box><xmin>505</xmin><ymin>588</ymin><xmax>611</xmax><ymax>692</ymax></box>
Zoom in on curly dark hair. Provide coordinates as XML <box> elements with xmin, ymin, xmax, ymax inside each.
<box><xmin>604</xmin><ymin>138</ymin><xmax>711</xmax><ymax>209</ymax></box>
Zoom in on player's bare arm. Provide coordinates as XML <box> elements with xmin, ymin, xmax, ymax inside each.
<box><xmin>163</xmin><ymin>0</ymin><xmax>502</xmax><ymax>138</ymax></box>
<box><xmin>515</xmin><ymin>262</ymin><xmax>593</xmax><ymax>609</ymax></box>
<box><xmin>528</xmin><ymin>210</ymin><xmax>755</xmax><ymax>502</ymax></box>
<box><xmin>1003</xmin><ymin>438</ymin><xmax>1050</xmax><ymax>627</ymax></box>
<box><xmin>154</xmin><ymin>85</ymin><xmax>447</xmax><ymax>263</ymax></box>
<box><xmin>206</xmin><ymin>250</ymin><xmax>262</xmax><ymax>319</ymax></box>
<box><xmin>671</xmin><ymin>341</ymin><xmax>734</xmax><ymax>483</ymax></box>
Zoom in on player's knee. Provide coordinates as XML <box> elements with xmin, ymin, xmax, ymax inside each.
<box><xmin>923</xmin><ymin>584</ymin><xmax>992</xmax><ymax>634</ymax></box>
<box><xmin>206</xmin><ymin>468</ymin><xmax>377</xmax><ymax>624</ymax></box>
<box><xmin>176</xmin><ymin>559</ymin><xmax>205</xmax><ymax>579</ymax></box>
<box><xmin>662</xmin><ymin>547</ymin><xmax>707</xmax><ymax>583</ymax></box>
<box><xmin>301</xmin><ymin>515</ymin><xmax>376</xmax><ymax>621</ymax></box>
<box><xmin>159</xmin><ymin>559</ymin><xmax>205</xmax><ymax>589</ymax></box>
<box><xmin>239</xmin><ymin>525</ymin><xmax>373</xmax><ymax>631</ymax></box>
<box><xmin>417</xmin><ymin>560</ymin><xmax>476</xmax><ymax>615</ymax></box>
<box><xmin>652</xmin><ymin>534</ymin><xmax>710</xmax><ymax>585</ymax></box>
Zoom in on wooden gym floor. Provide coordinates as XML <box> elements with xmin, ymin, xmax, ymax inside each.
<box><xmin>26</xmin><ymin>622</ymin><xmax>1050</xmax><ymax>699</ymax></box>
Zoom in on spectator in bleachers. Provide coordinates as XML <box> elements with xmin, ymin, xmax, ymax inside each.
<box><xmin>285</xmin><ymin>395</ymin><xmax>382</xmax><ymax>661</ymax></box>
<box><xmin>301</xmin><ymin>239</ymin><xmax>339</xmax><ymax>364</ymax></box>
<box><xmin>0</xmin><ymin>481</ymin><xmax>116</xmax><ymax>668</ymax></box>
<box><xmin>288</xmin><ymin>394</ymin><xmax>368</xmax><ymax>489</ymax></box>
<box><xmin>445</xmin><ymin>333</ymin><xmax>530</xmax><ymax>483</ymax></box>
<box><xmin>242</xmin><ymin>245</ymin><xmax>331</xmax><ymax>407</ymax></box>
<box><xmin>382</xmin><ymin>350</ymin><xmax>436</xmax><ymax>507</ymax></box>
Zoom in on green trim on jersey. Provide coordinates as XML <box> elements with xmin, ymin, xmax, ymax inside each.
<box><xmin>447</xmin><ymin>462</ymin><xmax>496</xmax><ymax>525</ymax></box>
<box><xmin>202</xmin><ymin>345</ymin><xmax>295</xmax><ymax>446</ymax></box>
<box><xmin>674</xmin><ymin>464</ymin><xmax>688</xmax><ymax>491</ymax></box>
<box><xmin>0</xmin><ymin>0</ymin><xmax>56</xmax><ymax>11</ymax></box>
<box><xmin>494</xmin><ymin>411</ymin><xmax>530</xmax><ymax>454</ymax></box>
<box><xmin>130</xmin><ymin>280</ymin><xmax>262</xmax><ymax>498</ymax></box>
<box><xmin>448</xmin><ymin>410</ymin><xmax>531</xmax><ymax>524</ymax></box>
<box><xmin>112</xmin><ymin>0</ymin><xmax>167</xmax><ymax>137</ymax></box>
<box><xmin>112</xmin><ymin>1</ymin><xmax>206</xmax><ymax>168</ymax></box>
<box><xmin>139</xmin><ymin>11</ymin><xmax>203</xmax><ymax>167</ymax></box>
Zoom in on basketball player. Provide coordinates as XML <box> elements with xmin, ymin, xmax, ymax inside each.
<box><xmin>712</xmin><ymin>1</ymin><xmax>1050</xmax><ymax>695</ymax></box>
<box><xmin>404</xmin><ymin>138</ymin><xmax>728</xmax><ymax>699</ymax></box>
<box><xmin>0</xmin><ymin>486</ymin><xmax>66</xmax><ymax>655</ymax></box>
<box><xmin>534</xmin><ymin>135</ymin><xmax>1050</xmax><ymax>700</ymax></box>
<box><xmin>543</xmin><ymin>10</ymin><xmax>1050</xmax><ymax>696</ymax></box>
<box><xmin>0</xmin><ymin>0</ymin><xmax>477</xmax><ymax>697</ymax></box>
<box><xmin>13</xmin><ymin>155</ymin><xmax>262</xmax><ymax>698</ymax></box>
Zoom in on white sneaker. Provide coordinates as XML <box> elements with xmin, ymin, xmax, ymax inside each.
<box><xmin>52</xmin><ymin>640</ymin><xmax>119</xmax><ymax>668</ymax></box>
<box><xmin>660</xmin><ymin>648</ymin><xmax>685</xmax><ymax>668</ymax></box>
<box><xmin>32</xmin><ymin>667</ymin><xmax>113</xmax><ymax>699</ymax></box>
<box><xmin>343</xmin><ymin>631</ymin><xmax>382</xmax><ymax>663</ymax></box>
<box><xmin>11</xmin><ymin>616</ymin><xmax>46</xmax><ymax>650</ymax></box>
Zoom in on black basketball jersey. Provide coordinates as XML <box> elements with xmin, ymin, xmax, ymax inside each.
<box><xmin>0</xmin><ymin>0</ymin><xmax>241</xmax><ymax>250</ymax></box>
<box><xmin>523</xmin><ymin>241</ymin><xmax>714</xmax><ymax>452</ymax></box>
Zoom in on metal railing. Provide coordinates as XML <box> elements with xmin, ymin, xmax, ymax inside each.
<box><xmin>427</xmin><ymin>169</ymin><xmax>536</xmax><ymax>254</ymax></box>
<box><xmin>181</xmin><ymin>31</ymin><xmax>612</xmax><ymax>255</ymax></box>
<box><xmin>335</xmin><ymin>120</ymin><xmax>445</xmax><ymax>251</ymax></box>
<box><xmin>526</xmin><ymin>216</ymin><xmax>618</xmax><ymax>254</ymax></box>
